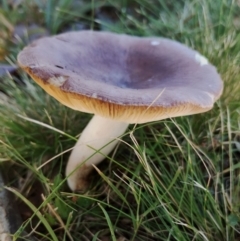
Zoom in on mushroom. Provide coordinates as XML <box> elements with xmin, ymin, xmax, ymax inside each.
<box><xmin>17</xmin><ymin>31</ymin><xmax>223</xmax><ymax>191</ymax></box>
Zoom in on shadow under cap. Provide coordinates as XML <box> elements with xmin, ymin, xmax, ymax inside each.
<box><xmin>17</xmin><ymin>31</ymin><xmax>223</xmax><ymax>123</ymax></box>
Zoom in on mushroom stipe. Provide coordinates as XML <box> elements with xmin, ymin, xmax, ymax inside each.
<box><xmin>18</xmin><ymin>30</ymin><xmax>223</xmax><ymax>191</ymax></box>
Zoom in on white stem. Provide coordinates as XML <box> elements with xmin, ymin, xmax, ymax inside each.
<box><xmin>66</xmin><ymin>115</ymin><xmax>129</xmax><ymax>191</ymax></box>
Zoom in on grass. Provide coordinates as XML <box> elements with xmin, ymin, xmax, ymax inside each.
<box><xmin>0</xmin><ymin>0</ymin><xmax>240</xmax><ymax>240</ymax></box>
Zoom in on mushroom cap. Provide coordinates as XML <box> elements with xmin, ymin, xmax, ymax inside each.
<box><xmin>17</xmin><ymin>31</ymin><xmax>223</xmax><ymax>123</ymax></box>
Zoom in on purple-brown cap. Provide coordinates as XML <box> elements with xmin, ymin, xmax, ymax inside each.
<box><xmin>17</xmin><ymin>31</ymin><xmax>223</xmax><ymax>123</ymax></box>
